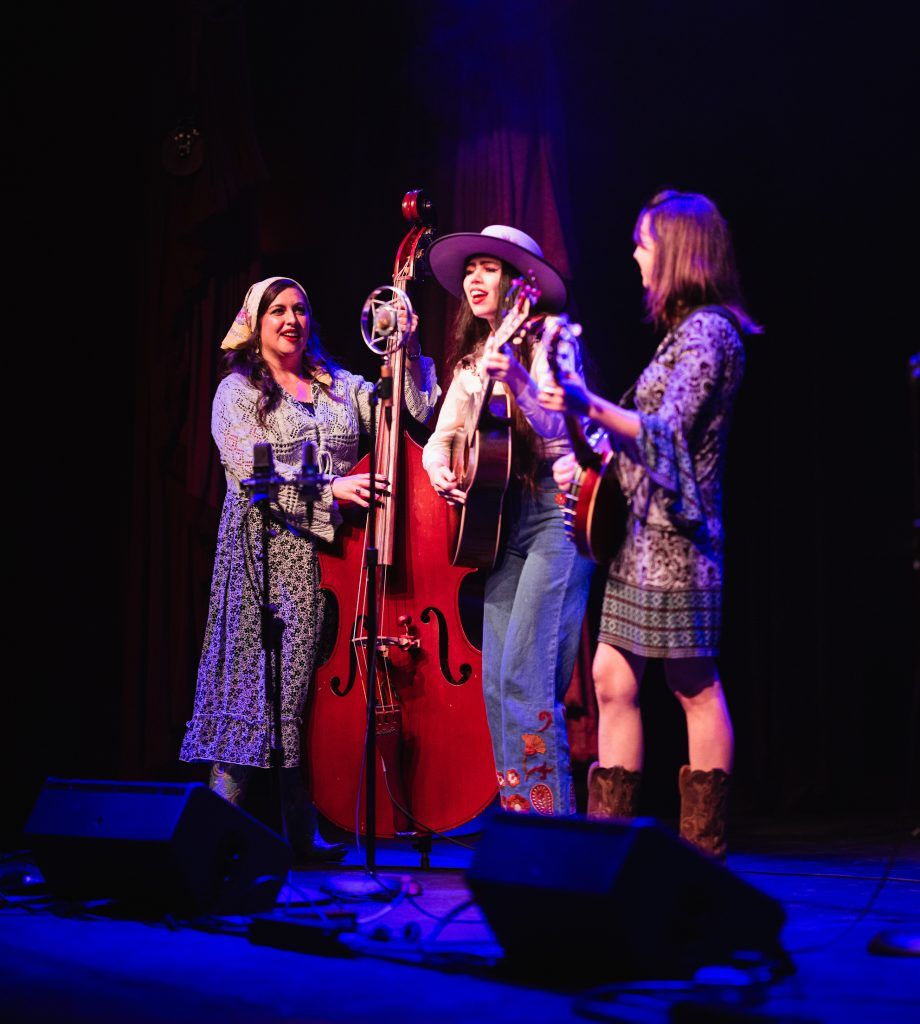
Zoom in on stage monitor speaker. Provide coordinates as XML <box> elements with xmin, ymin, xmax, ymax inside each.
<box><xmin>25</xmin><ymin>778</ymin><xmax>292</xmax><ymax>916</ymax></box>
<box><xmin>467</xmin><ymin>813</ymin><xmax>785</xmax><ymax>983</ymax></box>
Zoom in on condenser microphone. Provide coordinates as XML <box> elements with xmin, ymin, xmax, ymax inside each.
<box><xmin>253</xmin><ymin>442</ymin><xmax>275</xmax><ymax>476</ymax></box>
<box><xmin>374</xmin><ymin>305</ymin><xmax>397</xmax><ymax>336</ymax></box>
<box><xmin>296</xmin><ymin>441</ymin><xmax>322</xmax><ymax>501</ymax></box>
<box><xmin>242</xmin><ymin>442</ymin><xmax>283</xmax><ymax>506</ymax></box>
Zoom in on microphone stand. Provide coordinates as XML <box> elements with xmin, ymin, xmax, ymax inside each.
<box><xmin>241</xmin><ymin>442</ymin><xmax>328</xmax><ymax>853</ymax></box>
<box><xmin>324</xmin><ymin>362</ymin><xmax>403</xmax><ymax>900</ymax></box>
<box><xmin>323</xmin><ymin>310</ymin><xmax>410</xmax><ymax>901</ymax></box>
<box><xmin>363</xmin><ymin>363</ymin><xmax>389</xmax><ymax>878</ymax></box>
<box><xmin>241</xmin><ymin>445</ymin><xmax>289</xmax><ymax>844</ymax></box>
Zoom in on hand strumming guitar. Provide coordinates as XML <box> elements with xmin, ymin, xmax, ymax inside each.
<box><xmin>426</xmin><ymin>462</ymin><xmax>467</xmax><ymax>505</ymax></box>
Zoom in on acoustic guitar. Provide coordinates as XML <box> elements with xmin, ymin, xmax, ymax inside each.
<box><xmin>450</xmin><ymin>275</ymin><xmax>541</xmax><ymax>569</ymax></box>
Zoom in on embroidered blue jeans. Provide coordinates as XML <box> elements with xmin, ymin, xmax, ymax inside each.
<box><xmin>483</xmin><ymin>475</ymin><xmax>593</xmax><ymax>816</ymax></box>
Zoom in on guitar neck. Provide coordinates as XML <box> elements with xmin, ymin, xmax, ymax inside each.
<box><xmin>565</xmin><ymin>412</ymin><xmax>602</xmax><ymax>469</ymax></box>
<box><xmin>542</xmin><ymin>315</ymin><xmax>602</xmax><ymax>471</ymax></box>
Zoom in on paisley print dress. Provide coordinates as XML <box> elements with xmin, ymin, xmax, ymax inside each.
<box><xmin>180</xmin><ymin>363</ymin><xmax>437</xmax><ymax>768</ymax></box>
<box><xmin>599</xmin><ymin>308</ymin><xmax>745</xmax><ymax>658</ymax></box>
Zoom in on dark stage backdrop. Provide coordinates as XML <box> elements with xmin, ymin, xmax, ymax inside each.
<box><xmin>12</xmin><ymin>1</ymin><xmax>916</xmax><ymax>841</ymax></box>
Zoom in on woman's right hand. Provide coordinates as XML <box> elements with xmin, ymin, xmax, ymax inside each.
<box><xmin>332</xmin><ymin>473</ymin><xmax>390</xmax><ymax>508</ymax></box>
<box><xmin>427</xmin><ymin>464</ymin><xmax>466</xmax><ymax>505</ymax></box>
<box><xmin>552</xmin><ymin>453</ymin><xmax>577</xmax><ymax>491</ymax></box>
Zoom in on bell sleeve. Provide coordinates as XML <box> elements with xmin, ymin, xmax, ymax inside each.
<box><xmin>212</xmin><ymin>375</ymin><xmax>337</xmax><ymax>537</ymax></box>
<box><xmin>351</xmin><ymin>355</ymin><xmax>440</xmax><ymax>435</ymax></box>
<box><xmin>421</xmin><ymin>366</ymin><xmax>472</xmax><ymax>472</ymax></box>
<box><xmin>635</xmin><ymin>324</ymin><xmax>726</xmax><ymax>528</ymax></box>
<box><xmin>511</xmin><ymin>340</ymin><xmax>573</xmax><ymax>440</ymax></box>
<box><xmin>212</xmin><ymin>376</ymin><xmax>299</xmax><ymax>485</ymax></box>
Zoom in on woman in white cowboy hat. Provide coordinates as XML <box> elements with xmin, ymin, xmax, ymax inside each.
<box><xmin>180</xmin><ymin>276</ymin><xmax>439</xmax><ymax>860</ymax></box>
<box><xmin>422</xmin><ymin>226</ymin><xmax>593</xmax><ymax>816</ymax></box>
<box><xmin>541</xmin><ymin>191</ymin><xmax>759</xmax><ymax>858</ymax></box>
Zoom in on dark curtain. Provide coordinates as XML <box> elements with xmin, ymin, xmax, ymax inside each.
<box><xmin>120</xmin><ymin>3</ymin><xmax>265</xmax><ymax>778</ymax></box>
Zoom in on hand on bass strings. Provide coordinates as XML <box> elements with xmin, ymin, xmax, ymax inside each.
<box><xmin>396</xmin><ymin>300</ymin><xmax>421</xmax><ymax>363</ymax></box>
<box><xmin>396</xmin><ymin>302</ymin><xmax>420</xmax><ymax>339</ymax></box>
<box><xmin>427</xmin><ymin>463</ymin><xmax>467</xmax><ymax>505</ymax></box>
<box><xmin>539</xmin><ymin>379</ymin><xmax>592</xmax><ymax>417</ymax></box>
<box><xmin>332</xmin><ymin>473</ymin><xmax>390</xmax><ymax>508</ymax></box>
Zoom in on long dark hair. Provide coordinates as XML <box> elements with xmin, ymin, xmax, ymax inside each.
<box><xmin>637</xmin><ymin>190</ymin><xmax>761</xmax><ymax>334</ymax></box>
<box><xmin>223</xmin><ymin>278</ymin><xmax>339</xmax><ymax>425</ymax></box>
<box><xmin>445</xmin><ymin>262</ymin><xmax>543</xmax><ymax>490</ymax></box>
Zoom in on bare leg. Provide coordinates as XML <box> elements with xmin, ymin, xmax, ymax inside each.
<box><xmin>593</xmin><ymin>642</ymin><xmax>647</xmax><ymax>771</ymax></box>
<box><xmin>663</xmin><ymin>657</ymin><xmax>734</xmax><ymax>771</ymax></box>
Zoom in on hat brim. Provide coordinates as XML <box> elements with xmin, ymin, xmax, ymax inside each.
<box><xmin>428</xmin><ymin>232</ymin><xmax>568</xmax><ymax>312</ymax></box>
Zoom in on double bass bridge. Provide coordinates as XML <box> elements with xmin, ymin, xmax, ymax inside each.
<box><xmin>352</xmin><ymin>613</ymin><xmax>421</xmax><ymax>659</ymax></box>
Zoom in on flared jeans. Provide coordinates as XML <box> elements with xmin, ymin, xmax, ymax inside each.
<box><xmin>483</xmin><ymin>476</ymin><xmax>593</xmax><ymax>815</ymax></box>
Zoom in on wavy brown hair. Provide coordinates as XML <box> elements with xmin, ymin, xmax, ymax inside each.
<box><xmin>222</xmin><ymin>278</ymin><xmax>339</xmax><ymax>425</ymax></box>
<box><xmin>637</xmin><ymin>190</ymin><xmax>761</xmax><ymax>334</ymax></box>
<box><xmin>445</xmin><ymin>262</ymin><xmax>543</xmax><ymax>491</ymax></box>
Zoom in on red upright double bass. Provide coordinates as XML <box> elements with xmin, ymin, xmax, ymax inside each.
<box><xmin>305</xmin><ymin>191</ymin><xmax>497</xmax><ymax>837</ymax></box>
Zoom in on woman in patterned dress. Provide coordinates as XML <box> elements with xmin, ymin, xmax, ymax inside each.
<box><xmin>180</xmin><ymin>277</ymin><xmax>438</xmax><ymax>859</ymax></box>
<box><xmin>542</xmin><ymin>192</ymin><xmax>758</xmax><ymax>857</ymax></box>
<box><xmin>422</xmin><ymin>227</ymin><xmax>593</xmax><ymax>817</ymax></box>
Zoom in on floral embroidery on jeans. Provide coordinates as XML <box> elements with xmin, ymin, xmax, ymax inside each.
<box><xmin>529</xmin><ymin>783</ymin><xmax>554</xmax><ymax>816</ymax></box>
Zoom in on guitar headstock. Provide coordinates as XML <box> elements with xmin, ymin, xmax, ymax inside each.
<box><xmin>492</xmin><ymin>272</ymin><xmax>542</xmax><ymax>351</ymax></box>
<box><xmin>541</xmin><ymin>314</ymin><xmax>583</xmax><ymax>383</ymax></box>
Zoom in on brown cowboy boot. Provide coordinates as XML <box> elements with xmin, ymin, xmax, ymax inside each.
<box><xmin>586</xmin><ymin>762</ymin><xmax>642</xmax><ymax>819</ymax></box>
<box><xmin>209</xmin><ymin>762</ymin><xmax>250</xmax><ymax>807</ymax></box>
<box><xmin>678</xmin><ymin>764</ymin><xmax>730</xmax><ymax>861</ymax></box>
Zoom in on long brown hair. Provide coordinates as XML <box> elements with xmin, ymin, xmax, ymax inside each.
<box><xmin>637</xmin><ymin>190</ymin><xmax>761</xmax><ymax>334</ymax></box>
<box><xmin>223</xmin><ymin>278</ymin><xmax>339</xmax><ymax>425</ymax></box>
<box><xmin>445</xmin><ymin>262</ymin><xmax>543</xmax><ymax>490</ymax></box>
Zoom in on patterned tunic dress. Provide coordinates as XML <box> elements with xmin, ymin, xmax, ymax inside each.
<box><xmin>180</xmin><ymin>363</ymin><xmax>438</xmax><ymax>768</ymax></box>
<box><xmin>600</xmin><ymin>308</ymin><xmax>745</xmax><ymax>658</ymax></box>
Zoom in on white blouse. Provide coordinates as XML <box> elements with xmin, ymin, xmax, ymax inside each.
<box><xmin>422</xmin><ymin>339</ymin><xmax>581</xmax><ymax>473</ymax></box>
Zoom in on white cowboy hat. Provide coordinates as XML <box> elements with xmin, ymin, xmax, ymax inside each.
<box><xmin>427</xmin><ymin>225</ymin><xmax>567</xmax><ymax>312</ymax></box>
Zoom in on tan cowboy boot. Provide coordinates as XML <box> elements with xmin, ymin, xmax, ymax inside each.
<box><xmin>208</xmin><ymin>762</ymin><xmax>250</xmax><ymax>807</ymax></box>
<box><xmin>586</xmin><ymin>762</ymin><xmax>642</xmax><ymax>819</ymax></box>
<box><xmin>678</xmin><ymin>764</ymin><xmax>730</xmax><ymax>861</ymax></box>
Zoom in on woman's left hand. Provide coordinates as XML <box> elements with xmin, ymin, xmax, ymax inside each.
<box><xmin>483</xmin><ymin>341</ymin><xmax>529</xmax><ymax>395</ymax></box>
<box><xmin>396</xmin><ymin>302</ymin><xmax>419</xmax><ymax>339</ymax></box>
<box><xmin>539</xmin><ymin>380</ymin><xmax>592</xmax><ymax>416</ymax></box>
<box><xmin>332</xmin><ymin>473</ymin><xmax>390</xmax><ymax>508</ymax></box>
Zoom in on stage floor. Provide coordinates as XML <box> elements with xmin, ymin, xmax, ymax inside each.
<box><xmin>1</xmin><ymin>816</ymin><xmax>917</xmax><ymax>1023</ymax></box>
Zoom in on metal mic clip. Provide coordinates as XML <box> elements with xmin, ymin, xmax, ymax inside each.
<box><xmin>295</xmin><ymin>441</ymin><xmax>326</xmax><ymax>502</ymax></box>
